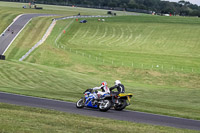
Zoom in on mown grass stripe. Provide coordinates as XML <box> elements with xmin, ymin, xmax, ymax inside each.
<box><xmin>0</xmin><ymin>69</ymin><xmax>24</xmax><ymax>87</ymax></box>
<box><xmin>122</xmin><ymin>25</ymin><xmax>134</xmax><ymax>46</ymax></box>
<box><xmin>99</xmin><ymin>26</ymin><xmax>114</xmax><ymax>45</ymax></box>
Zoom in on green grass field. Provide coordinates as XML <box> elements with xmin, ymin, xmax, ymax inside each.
<box><xmin>1</xmin><ymin>1</ymin><xmax>200</xmax><ymax>132</ymax></box>
<box><xmin>5</xmin><ymin>17</ymin><xmax>53</xmax><ymax>60</ymax></box>
<box><xmin>1</xmin><ymin>103</ymin><xmax>198</xmax><ymax>133</ymax></box>
<box><xmin>59</xmin><ymin>16</ymin><xmax>200</xmax><ymax>72</ymax></box>
<box><xmin>3</xmin><ymin>14</ymin><xmax>200</xmax><ymax>120</ymax></box>
<box><xmin>0</xmin><ymin>1</ymin><xmax>119</xmax><ymax>34</ymax></box>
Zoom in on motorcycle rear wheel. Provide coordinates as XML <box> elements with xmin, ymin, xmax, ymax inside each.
<box><xmin>114</xmin><ymin>99</ymin><xmax>127</xmax><ymax>111</ymax></box>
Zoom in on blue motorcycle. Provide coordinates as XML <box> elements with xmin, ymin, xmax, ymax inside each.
<box><xmin>76</xmin><ymin>89</ymin><xmax>112</xmax><ymax>112</ymax></box>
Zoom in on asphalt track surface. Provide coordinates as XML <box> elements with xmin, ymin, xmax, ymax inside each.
<box><xmin>0</xmin><ymin>92</ymin><xmax>200</xmax><ymax>131</ymax></box>
<box><xmin>0</xmin><ymin>14</ymin><xmax>55</xmax><ymax>55</ymax></box>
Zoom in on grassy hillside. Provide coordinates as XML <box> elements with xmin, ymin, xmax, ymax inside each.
<box><xmin>59</xmin><ymin>16</ymin><xmax>200</xmax><ymax>72</ymax></box>
<box><xmin>5</xmin><ymin>17</ymin><xmax>53</xmax><ymax>60</ymax></box>
<box><xmin>0</xmin><ymin>1</ymin><xmax>200</xmax><ymax>132</ymax></box>
<box><xmin>2</xmin><ymin>1</ymin><xmax>200</xmax><ymax>132</ymax></box>
<box><xmin>0</xmin><ymin>60</ymin><xmax>100</xmax><ymax>102</ymax></box>
<box><xmin>0</xmin><ymin>1</ymin><xmax>118</xmax><ymax>34</ymax></box>
<box><xmin>1</xmin><ymin>103</ymin><xmax>198</xmax><ymax>133</ymax></box>
<box><xmin>2</xmin><ymin>13</ymin><xmax>200</xmax><ymax>120</ymax></box>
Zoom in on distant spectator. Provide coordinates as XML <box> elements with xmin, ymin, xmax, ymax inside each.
<box><xmin>29</xmin><ymin>2</ymin><xmax>31</xmax><ymax>8</ymax></box>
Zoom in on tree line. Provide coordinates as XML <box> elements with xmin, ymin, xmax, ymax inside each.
<box><xmin>4</xmin><ymin>0</ymin><xmax>200</xmax><ymax>16</ymax></box>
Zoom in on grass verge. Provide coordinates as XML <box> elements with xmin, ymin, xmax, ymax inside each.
<box><xmin>0</xmin><ymin>103</ymin><xmax>199</xmax><ymax>133</ymax></box>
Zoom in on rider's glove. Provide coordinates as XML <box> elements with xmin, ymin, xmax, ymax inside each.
<box><xmin>84</xmin><ymin>89</ymin><xmax>91</xmax><ymax>93</ymax></box>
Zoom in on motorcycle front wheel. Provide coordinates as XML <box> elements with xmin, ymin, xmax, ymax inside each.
<box><xmin>99</xmin><ymin>100</ymin><xmax>111</xmax><ymax>112</ymax></box>
<box><xmin>76</xmin><ymin>98</ymin><xmax>85</xmax><ymax>108</ymax></box>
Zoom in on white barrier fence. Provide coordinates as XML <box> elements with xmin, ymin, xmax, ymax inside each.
<box><xmin>57</xmin><ymin>45</ymin><xmax>199</xmax><ymax>73</ymax></box>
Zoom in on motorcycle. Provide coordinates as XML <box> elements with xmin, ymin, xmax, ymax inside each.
<box><xmin>110</xmin><ymin>92</ymin><xmax>133</xmax><ymax>111</ymax></box>
<box><xmin>76</xmin><ymin>89</ymin><xmax>112</xmax><ymax>112</ymax></box>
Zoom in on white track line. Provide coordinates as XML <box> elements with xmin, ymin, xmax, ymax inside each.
<box><xmin>19</xmin><ymin>19</ymin><xmax>56</xmax><ymax>61</ymax></box>
<box><xmin>0</xmin><ymin>14</ymin><xmax>23</xmax><ymax>37</ymax></box>
<box><xmin>2</xmin><ymin>14</ymin><xmax>27</xmax><ymax>55</ymax></box>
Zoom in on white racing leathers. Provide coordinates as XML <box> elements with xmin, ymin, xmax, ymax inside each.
<box><xmin>93</xmin><ymin>85</ymin><xmax>110</xmax><ymax>99</ymax></box>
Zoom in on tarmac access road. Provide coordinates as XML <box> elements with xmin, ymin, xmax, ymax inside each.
<box><xmin>0</xmin><ymin>92</ymin><xmax>200</xmax><ymax>131</ymax></box>
<box><xmin>0</xmin><ymin>14</ymin><xmax>55</xmax><ymax>55</ymax></box>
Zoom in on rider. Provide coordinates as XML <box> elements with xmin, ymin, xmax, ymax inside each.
<box><xmin>92</xmin><ymin>81</ymin><xmax>110</xmax><ymax>99</ymax></box>
<box><xmin>109</xmin><ymin>80</ymin><xmax>125</xmax><ymax>95</ymax></box>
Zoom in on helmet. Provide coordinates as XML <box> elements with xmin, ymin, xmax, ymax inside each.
<box><xmin>101</xmin><ymin>81</ymin><xmax>107</xmax><ymax>87</ymax></box>
<box><xmin>115</xmin><ymin>80</ymin><xmax>121</xmax><ymax>85</ymax></box>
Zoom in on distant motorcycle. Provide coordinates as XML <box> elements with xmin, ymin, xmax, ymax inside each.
<box><xmin>76</xmin><ymin>89</ymin><xmax>112</xmax><ymax>112</ymax></box>
<box><xmin>110</xmin><ymin>92</ymin><xmax>133</xmax><ymax>111</ymax></box>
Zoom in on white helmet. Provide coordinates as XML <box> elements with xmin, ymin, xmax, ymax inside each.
<box><xmin>115</xmin><ymin>80</ymin><xmax>121</xmax><ymax>85</ymax></box>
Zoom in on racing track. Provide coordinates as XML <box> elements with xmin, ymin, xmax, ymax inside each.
<box><xmin>0</xmin><ymin>14</ymin><xmax>200</xmax><ymax>131</ymax></box>
<box><xmin>0</xmin><ymin>14</ymin><xmax>55</xmax><ymax>55</ymax></box>
<box><xmin>0</xmin><ymin>92</ymin><xmax>200</xmax><ymax>131</ymax></box>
